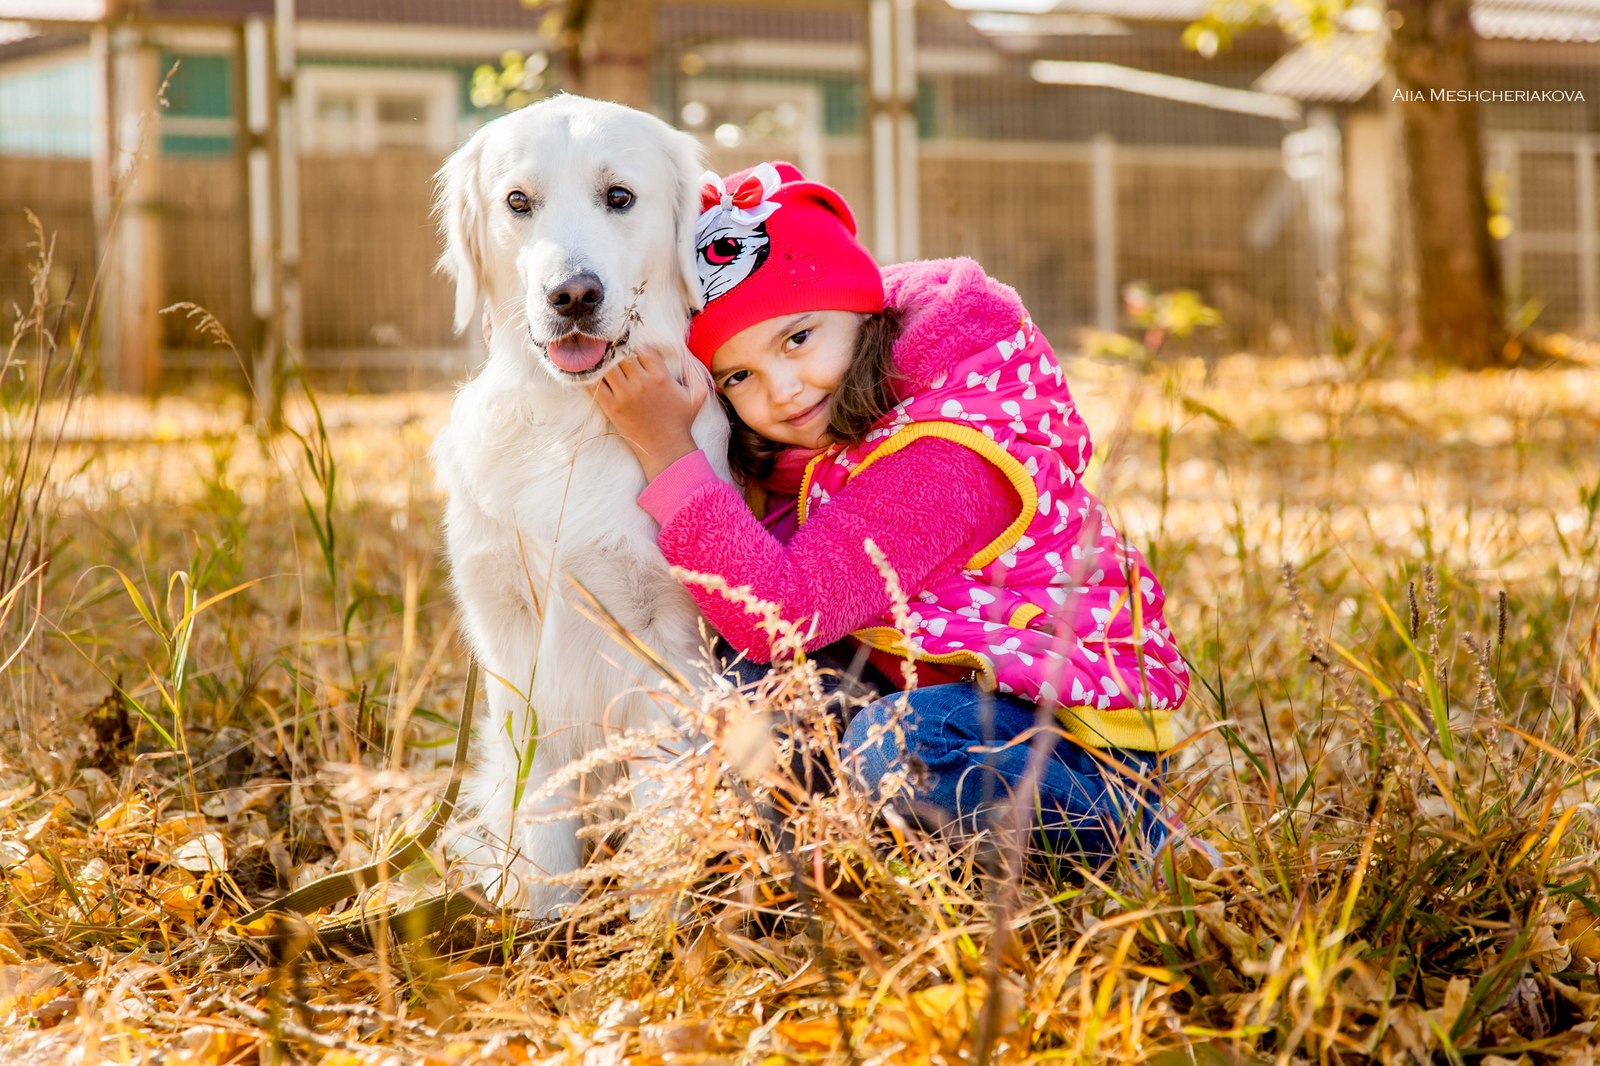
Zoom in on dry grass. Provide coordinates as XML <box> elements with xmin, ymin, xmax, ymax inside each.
<box><xmin>4</xmin><ymin>239</ymin><xmax>1600</xmax><ymax>1064</ymax></box>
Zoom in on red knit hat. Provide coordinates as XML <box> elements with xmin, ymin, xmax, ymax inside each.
<box><xmin>687</xmin><ymin>161</ymin><xmax>885</xmax><ymax>367</ymax></box>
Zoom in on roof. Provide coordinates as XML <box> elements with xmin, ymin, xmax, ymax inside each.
<box><xmin>1253</xmin><ymin>34</ymin><xmax>1382</xmax><ymax>103</ymax></box>
<box><xmin>144</xmin><ymin>0</ymin><xmax>549</xmax><ymax>27</ymax></box>
<box><xmin>0</xmin><ymin>1</ymin><xmax>105</xmax><ymax>17</ymax></box>
<box><xmin>1256</xmin><ymin>0</ymin><xmax>1600</xmax><ymax>103</ymax></box>
<box><xmin>974</xmin><ymin>0</ymin><xmax>1600</xmax><ymax>35</ymax></box>
<box><xmin>948</xmin><ymin>0</ymin><xmax>1210</xmax><ymax>22</ymax></box>
<box><xmin>0</xmin><ymin>0</ymin><xmax>549</xmax><ymax>28</ymax></box>
<box><xmin>0</xmin><ymin>0</ymin><xmax>551</xmax><ymax>65</ymax></box>
<box><xmin>1022</xmin><ymin>0</ymin><xmax>1210</xmax><ymax>19</ymax></box>
<box><xmin>1473</xmin><ymin>0</ymin><xmax>1600</xmax><ymax>41</ymax></box>
<box><xmin>661</xmin><ymin>2</ymin><xmax>992</xmax><ymax>48</ymax></box>
<box><xmin>0</xmin><ymin>1</ymin><xmax>997</xmax><ymax>69</ymax></box>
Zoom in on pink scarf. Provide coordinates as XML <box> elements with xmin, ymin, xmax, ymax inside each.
<box><xmin>759</xmin><ymin>446</ymin><xmax>824</xmax><ymax>541</ymax></box>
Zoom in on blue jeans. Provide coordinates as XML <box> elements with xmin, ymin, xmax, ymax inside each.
<box><xmin>717</xmin><ymin>637</ymin><xmax>891</xmax><ymax>799</ymax></box>
<box><xmin>717</xmin><ymin>639</ymin><xmax>1169</xmax><ymax>868</ymax></box>
<box><xmin>843</xmin><ymin>686</ymin><xmax>1168</xmax><ymax>867</ymax></box>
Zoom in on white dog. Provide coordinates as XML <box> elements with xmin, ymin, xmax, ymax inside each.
<box><xmin>431</xmin><ymin>94</ymin><xmax>731</xmax><ymax>914</ymax></box>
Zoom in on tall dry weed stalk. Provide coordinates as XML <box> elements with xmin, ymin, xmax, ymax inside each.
<box><xmin>2</xmin><ymin>63</ymin><xmax>176</xmax><ymax>747</ymax></box>
<box><xmin>2</xmin><ymin>212</ymin><xmax>94</xmax><ymax>741</ymax></box>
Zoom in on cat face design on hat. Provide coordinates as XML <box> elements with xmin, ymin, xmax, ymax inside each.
<box><xmin>694</xmin><ymin>163</ymin><xmax>785</xmax><ymax>302</ymax></box>
<box><xmin>695</xmin><ymin>214</ymin><xmax>769</xmax><ymax>302</ymax></box>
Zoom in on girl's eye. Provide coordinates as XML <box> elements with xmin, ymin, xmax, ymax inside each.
<box><xmin>606</xmin><ymin>186</ymin><xmax>635</xmax><ymax>210</ymax></box>
<box><xmin>721</xmin><ymin>370</ymin><xmax>749</xmax><ymax>388</ymax></box>
<box><xmin>506</xmin><ymin>190</ymin><xmax>532</xmax><ymax>215</ymax></box>
<box><xmin>785</xmin><ymin>329</ymin><xmax>811</xmax><ymax>350</ymax></box>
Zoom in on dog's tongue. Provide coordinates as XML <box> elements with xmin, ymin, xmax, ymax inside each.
<box><xmin>547</xmin><ymin>333</ymin><xmax>608</xmax><ymax>373</ymax></box>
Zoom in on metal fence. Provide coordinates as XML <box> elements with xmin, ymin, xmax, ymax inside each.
<box><xmin>2</xmin><ymin>0</ymin><xmax>1594</xmax><ymax>385</ymax></box>
<box><xmin>668</xmin><ymin>0</ymin><xmax>1317</xmax><ymax>354</ymax></box>
<box><xmin>1489</xmin><ymin>132</ymin><xmax>1600</xmax><ymax>332</ymax></box>
<box><xmin>0</xmin><ymin>152</ymin><xmax>456</xmax><ymax>372</ymax></box>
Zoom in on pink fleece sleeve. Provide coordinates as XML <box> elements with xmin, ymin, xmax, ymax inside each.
<box><xmin>637</xmin><ymin>449</ymin><xmax>722</xmax><ymax>526</ymax></box>
<box><xmin>650</xmin><ymin>437</ymin><xmax>1020</xmax><ymax>662</ymax></box>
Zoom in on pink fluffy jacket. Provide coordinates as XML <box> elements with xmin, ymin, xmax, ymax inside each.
<box><xmin>639</xmin><ymin>259</ymin><xmax>1073</xmax><ymax>682</ymax></box>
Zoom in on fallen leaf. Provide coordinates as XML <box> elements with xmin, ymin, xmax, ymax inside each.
<box><xmin>172</xmin><ymin>831</ymin><xmax>228</xmax><ymax>873</ymax></box>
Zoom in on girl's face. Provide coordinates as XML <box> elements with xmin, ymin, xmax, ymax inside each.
<box><xmin>710</xmin><ymin>310</ymin><xmax>862</xmax><ymax>449</ymax></box>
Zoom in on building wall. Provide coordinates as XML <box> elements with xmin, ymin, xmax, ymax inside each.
<box><xmin>2</xmin><ymin>3</ymin><xmax>1322</xmax><ymax>373</ymax></box>
<box><xmin>1480</xmin><ymin>49</ymin><xmax>1600</xmax><ymax>332</ymax></box>
<box><xmin>0</xmin><ymin>42</ymin><xmax>496</xmax><ymax>371</ymax></box>
<box><xmin>0</xmin><ymin>48</ymin><xmax>94</xmax><ymax>156</ymax></box>
<box><xmin>1342</xmin><ymin>109</ymin><xmax>1399</xmax><ymax>319</ymax></box>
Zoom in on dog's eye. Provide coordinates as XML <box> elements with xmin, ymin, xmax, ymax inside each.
<box><xmin>605</xmin><ymin>186</ymin><xmax>634</xmax><ymax>211</ymax></box>
<box><xmin>506</xmin><ymin>190</ymin><xmax>532</xmax><ymax>215</ymax></box>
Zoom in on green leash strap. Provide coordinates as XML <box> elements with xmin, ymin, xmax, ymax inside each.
<box><xmin>230</xmin><ymin>659</ymin><xmax>481</xmax><ymax>931</ymax></box>
<box><xmin>233</xmin><ymin>882</ymin><xmax>498</xmax><ymax>961</ymax></box>
<box><xmin>222</xmin><ymin>883</ymin><xmax>571</xmax><ymax>965</ymax></box>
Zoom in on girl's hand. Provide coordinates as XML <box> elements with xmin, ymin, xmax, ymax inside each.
<box><xmin>592</xmin><ymin>347</ymin><xmax>710</xmax><ymax>481</ymax></box>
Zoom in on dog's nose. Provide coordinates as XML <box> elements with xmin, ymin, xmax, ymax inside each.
<box><xmin>547</xmin><ymin>273</ymin><xmax>604</xmax><ymax>318</ymax></box>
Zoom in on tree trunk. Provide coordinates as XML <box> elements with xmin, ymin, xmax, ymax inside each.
<box><xmin>557</xmin><ymin>0</ymin><xmax>656</xmax><ymax>111</ymax></box>
<box><xmin>1388</xmin><ymin>0</ymin><xmax>1506</xmax><ymax>368</ymax></box>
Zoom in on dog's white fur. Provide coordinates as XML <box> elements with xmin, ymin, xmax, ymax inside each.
<box><xmin>431</xmin><ymin>95</ymin><xmax>730</xmax><ymax>914</ymax></box>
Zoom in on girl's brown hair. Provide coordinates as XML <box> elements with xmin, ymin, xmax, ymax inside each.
<box><xmin>722</xmin><ymin>307</ymin><xmax>905</xmax><ymax>487</ymax></box>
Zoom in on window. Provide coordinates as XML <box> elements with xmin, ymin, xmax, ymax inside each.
<box><xmin>676</xmin><ymin>80</ymin><xmax>828</xmax><ymax>181</ymax></box>
<box><xmin>299</xmin><ymin>67</ymin><xmax>457</xmax><ymax>154</ymax></box>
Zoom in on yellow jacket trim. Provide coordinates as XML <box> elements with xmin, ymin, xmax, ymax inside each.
<box><xmin>1007</xmin><ymin>603</ymin><xmax>1044</xmax><ymax>629</ymax></box>
<box><xmin>847</xmin><ymin>422</ymin><xmax>1037</xmax><ymax>570</ymax></box>
<box><xmin>796</xmin><ymin>446</ymin><xmax>837</xmax><ymax>525</ymax></box>
<box><xmin>855</xmin><ymin>626</ymin><xmax>1173</xmax><ymax>751</ymax></box>
<box><xmin>1054</xmin><ymin>706</ymin><xmax>1174</xmax><ymax>752</ymax></box>
<box><xmin>850</xmin><ymin>625</ymin><xmax>998</xmax><ymax>690</ymax></box>
<box><xmin>796</xmin><ymin>423</ymin><xmax>1038</xmax><ymax>571</ymax></box>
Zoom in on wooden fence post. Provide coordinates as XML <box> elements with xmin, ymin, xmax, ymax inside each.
<box><xmin>102</xmin><ymin>17</ymin><xmax>164</xmax><ymax>394</ymax></box>
<box><xmin>868</xmin><ymin>0</ymin><xmax>917</xmax><ymax>262</ymax></box>
<box><xmin>243</xmin><ymin>15</ymin><xmax>279</xmax><ymax>428</ymax></box>
<box><xmin>1577</xmin><ymin>136</ymin><xmax>1597</xmax><ymax>334</ymax></box>
<box><xmin>275</xmin><ymin>0</ymin><xmax>302</xmax><ymax>407</ymax></box>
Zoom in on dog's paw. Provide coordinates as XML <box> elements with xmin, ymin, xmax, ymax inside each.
<box><xmin>445</xmin><ymin>826</ymin><xmax>579</xmax><ymax>919</ymax></box>
<box><xmin>484</xmin><ymin>872</ymin><xmax>580</xmax><ymax>920</ymax></box>
<box><xmin>454</xmin><ymin>859</ymin><xmax>581</xmax><ymax>920</ymax></box>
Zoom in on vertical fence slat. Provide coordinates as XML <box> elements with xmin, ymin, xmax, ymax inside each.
<box><xmin>1577</xmin><ymin>135</ymin><xmax>1597</xmax><ymax>333</ymax></box>
<box><xmin>1091</xmin><ymin>133</ymin><xmax>1118</xmax><ymax>334</ymax></box>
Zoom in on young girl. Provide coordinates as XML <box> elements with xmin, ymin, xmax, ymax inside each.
<box><xmin>593</xmin><ymin>161</ymin><xmax>1193</xmax><ymax>868</ymax></box>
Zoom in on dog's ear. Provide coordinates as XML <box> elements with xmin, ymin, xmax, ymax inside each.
<box><xmin>435</xmin><ymin>131</ymin><xmax>488</xmax><ymax>336</ymax></box>
<box><xmin>668</xmin><ymin>127</ymin><xmax>707</xmax><ymax>314</ymax></box>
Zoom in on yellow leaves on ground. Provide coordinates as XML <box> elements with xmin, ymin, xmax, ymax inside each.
<box><xmin>529</xmin><ymin>978</ymin><xmax>1020</xmax><ymax>1065</ymax></box>
<box><xmin>441</xmin><ymin>961</ymin><xmax>504</xmax><ymax>1005</ymax></box>
<box><xmin>2</xmin><ymin>369</ymin><xmax>1598</xmax><ymax>1066</ymax></box>
<box><xmin>1561</xmin><ymin>896</ymin><xmax>1600</xmax><ymax>966</ymax></box>
<box><xmin>171</xmin><ymin>830</ymin><xmax>228</xmax><ymax>874</ymax></box>
<box><xmin>2</xmin><ymin>793</ymin><xmax>234</xmax><ymax>939</ymax></box>
<box><xmin>162</xmin><ymin>1027</ymin><xmax>259</xmax><ymax>1066</ymax></box>
<box><xmin>0</xmin><ymin>962</ymin><xmax>75</xmax><ymax>1028</ymax></box>
<box><xmin>414</xmin><ymin>1042</ymin><xmax>533</xmax><ymax>1066</ymax></box>
<box><xmin>155</xmin><ymin>874</ymin><xmax>206</xmax><ymax>925</ymax></box>
<box><xmin>774</xmin><ymin>979</ymin><xmax>1018</xmax><ymax>1061</ymax></box>
<box><xmin>4</xmin><ymin>851</ymin><xmax>60</xmax><ymax>906</ymax></box>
